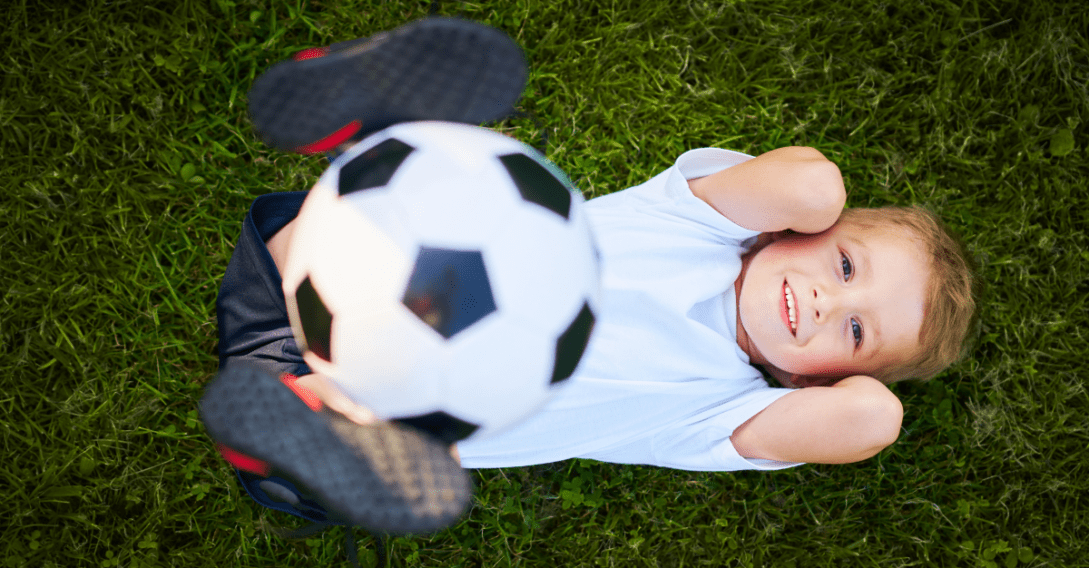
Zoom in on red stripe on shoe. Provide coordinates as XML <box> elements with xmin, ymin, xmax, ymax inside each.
<box><xmin>280</xmin><ymin>373</ymin><xmax>323</xmax><ymax>412</ymax></box>
<box><xmin>294</xmin><ymin>47</ymin><xmax>330</xmax><ymax>61</ymax></box>
<box><xmin>295</xmin><ymin>120</ymin><xmax>363</xmax><ymax>155</ymax></box>
<box><xmin>216</xmin><ymin>443</ymin><xmax>271</xmax><ymax>476</ymax></box>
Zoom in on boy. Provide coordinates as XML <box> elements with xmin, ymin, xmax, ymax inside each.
<box><xmin>205</xmin><ymin>11</ymin><xmax>978</xmax><ymax>559</ymax></box>
<box><xmin>283</xmin><ymin>148</ymin><xmax>978</xmax><ymax>470</ymax></box>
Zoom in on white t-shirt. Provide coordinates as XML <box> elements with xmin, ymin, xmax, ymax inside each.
<box><xmin>457</xmin><ymin>148</ymin><xmax>805</xmax><ymax>472</ymax></box>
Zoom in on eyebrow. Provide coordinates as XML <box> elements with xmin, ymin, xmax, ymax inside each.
<box><xmin>845</xmin><ymin>236</ymin><xmax>884</xmax><ymax>358</ymax></box>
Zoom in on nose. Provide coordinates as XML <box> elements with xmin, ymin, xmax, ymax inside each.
<box><xmin>812</xmin><ymin>285</ymin><xmax>844</xmax><ymax>324</ymax></box>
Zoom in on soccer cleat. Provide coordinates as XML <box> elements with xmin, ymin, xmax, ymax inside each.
<box><xmin>247</xmin><ymin>16</ymin><xmax>528</xmax><ymax>154</ymax></box>
<box><xmin>199</xmin><ymin>364</ymin><xmax>472</xmax><ymax>535</ymax></box>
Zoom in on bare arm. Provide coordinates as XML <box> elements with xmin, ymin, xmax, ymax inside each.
<box><xmin>730</xmin><ymin>375</ymin><xmax>903</xmax><ymax>464</ymax></box>
<box><xmin>688</xmin><ymin>146</ymin><xmax>846</xmax><ymax>234</ymax></box>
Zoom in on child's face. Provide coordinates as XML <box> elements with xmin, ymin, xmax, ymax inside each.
<box><xmin>735</xmin><ymin>223</ymin><xmax>929</xmax><ymax>387</ymax></box>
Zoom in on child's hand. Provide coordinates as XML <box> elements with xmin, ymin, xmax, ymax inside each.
<box><xmin>689</xmin><ymin>146</ymin><xmax>846</xmax><ymax>234</ymax></box>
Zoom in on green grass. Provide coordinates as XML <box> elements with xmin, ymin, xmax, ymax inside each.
<box><xmin>2</xmin><ymin>0</ymin><xmax>1087</xmax><ymax>566</ymax></box>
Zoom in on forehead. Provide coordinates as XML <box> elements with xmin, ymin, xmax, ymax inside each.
<box><xmin>836</xmin><ymin>219</ymin><xmax>915</xmax><ymax>243</ymax></box>
<box><xmin>836</xmin><ymin>222</ymin><xmax>930</xmax><ymax>265</ymax></box>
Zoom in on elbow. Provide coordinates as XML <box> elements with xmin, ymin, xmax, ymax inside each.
<box><xmin>861</xmin><ymin>395</ymin><xmax>904</xmax><ymax>455</ymax></box>
<box><xmin>854</xmin><ymin>413</ymin><xmax>902</xmax><ymax>462</ymax></box>
<box><xmin>837</xmin><ymin>376</ymin><xmax>903</xmax><ymax>458</ymax></box>
<box><xmin>882</xmin><ymin>395</ymin><xmax>905</xmax><ymax>446</ymax></box>
<box><xmin>784</xmin><ymin>146</ymin><xmax>830</xmax><ymax>163</ymax></box>
<box><xmin>790</xmin><ymin>160</ymin><xmax>847</xmax><ymax>234</ymax></box>
<box><xmin>808</xmin><ymin>161</ymin><xmax>847</xmax><ymax>215</ymax></box>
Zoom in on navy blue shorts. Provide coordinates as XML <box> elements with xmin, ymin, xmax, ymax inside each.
<box><xmin>215</xmin><ymin>190</ymin><xmax>340</xmax><ymax>522</ymax></box>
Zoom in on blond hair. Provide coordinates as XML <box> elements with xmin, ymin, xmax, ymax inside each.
<box><xmin>835</xmin><ymin>205</ymin><xmax>981</xmax><ymax>384</ymax></box>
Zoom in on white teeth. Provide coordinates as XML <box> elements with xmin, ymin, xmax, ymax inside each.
<box><xmin>785</xmin><ymin>284</ymin><xmax>797</xmax><ymax>332</ymax></box>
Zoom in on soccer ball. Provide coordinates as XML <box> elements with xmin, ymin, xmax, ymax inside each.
<box><xmin>282</xmin><ymin>121</ymin><xmax>600</xmax><ymax>444</ymax></box>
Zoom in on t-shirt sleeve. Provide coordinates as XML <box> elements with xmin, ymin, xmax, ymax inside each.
<box><xmin>584</xmin><ymin>148</ymin><xmax>761</xmax><ymax>247</ymax></box>
<box><xmin>586</xmin><ymin>385</ymin><xmax>806</xmax><ymax>471</ymax></box>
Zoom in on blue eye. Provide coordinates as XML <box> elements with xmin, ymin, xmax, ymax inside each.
<box><xmin>841</xmin><ymin>252</ymin><xmax>853</xmax><ymax>280</ymax></box>
<box><xmin>851</xmin><ymin>319</ymin><xmax>863</xmax><ymax>348</ymax></box>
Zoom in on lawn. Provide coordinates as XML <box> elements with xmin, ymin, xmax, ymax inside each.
<box><xmin>2</xmin><ymin>0</ymin><xmax>1087</xmax><ymax>566</ymax></box>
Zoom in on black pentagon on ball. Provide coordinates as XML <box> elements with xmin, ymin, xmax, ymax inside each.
<box><xmin>295</xmin><ymin>275</ymin><xmax>333</xmax><ymax>362</ymax></box>
<box><xmin>498</xmin><ymin>153</ymin><xmax>572</xmax><ymax>220</ymax></box>
<box><xmin>394</xmin><ymin>412</ymin><xmax>480</xmax><ymax>445</ymax></box>
<box><xmin>338</xmin><ymin>138</ymin><xmax>416</xmax><ymax>197</ymax></box>
<box><xmin>402</xmin><ymin>248</ymin><xmax>497</xmax><ymax>340</ymax></box>
<box><xmin>551</xmin><ymin>301</ymin><xmax>596</xmax><ymax>385</ymax></box>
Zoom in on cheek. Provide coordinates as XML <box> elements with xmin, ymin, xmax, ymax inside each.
<box><xmin>789</xmin><ymin>338</ymin><xmax>852</xmax><ymax>375</ymax></box>
<box><xmin>801</xmin><ymin>354</ymin><xmax>857</xmax><ymax>377</ymax></box>
<box><xmin>759</xmin><ymin>238</ymin><xmax>823</xmax><ymax>269</ymax></box>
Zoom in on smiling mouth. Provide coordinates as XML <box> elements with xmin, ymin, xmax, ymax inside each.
<box><xmin>782</xmin><ymin>280</ymin><xmax>797</xmax><ymax>336</ymax></box>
